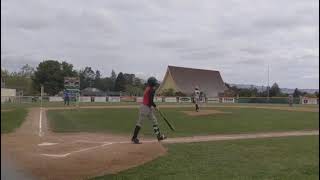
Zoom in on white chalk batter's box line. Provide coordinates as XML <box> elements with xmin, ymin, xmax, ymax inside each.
<box><xmin>38</xmin><ymin>139</ymin><xmax>159</xmax><ymax>158</ymax></box>
<box><xmin>37</xmin><ymin>131</ymin><xmax>319</xmax><ymax>158</ymax></box>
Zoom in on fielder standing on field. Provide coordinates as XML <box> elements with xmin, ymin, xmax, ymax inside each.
<box><xmin>131</xmin><ymin>77</ymin><xmax>166</xmax><ymax>144</ymax></box>
<box><xmin>63</xmin><ymin>89</ymin><xmax>70</xmax><ymax>106</ymax></box>
<box><xmin>193</xmin><ymin>86</ymin><xmax>201</xmax><ymax>112</ymax></box>
<box><xmin>288</xmin><ymin>94</ymin><xmax>293</xmax><ymax>107</ymax></box>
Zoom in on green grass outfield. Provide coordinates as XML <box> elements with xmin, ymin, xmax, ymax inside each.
<box><xmin>1</xmin><ymin>108</ymin><xmax>28</xmax><ymax>133</ymax></box>
<box><xmin>47</xmin><ymin>107</ymin><xmax>319</xmax><ymax>136</ymax></box>
<box><xmin>93</xmin><ymin>136</ymin><xmax>319</xmax><ymax>180</ymax></box>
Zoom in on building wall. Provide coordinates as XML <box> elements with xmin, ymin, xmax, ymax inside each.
<box><xmin>157</xmin><ymin>70</ymin><xmax>179</xmax><ymax>94</ymax></box>
<box><xmin>1</xmin><ymin>88</ymin><xmax>16</xmax><ymax>103</ymax></box>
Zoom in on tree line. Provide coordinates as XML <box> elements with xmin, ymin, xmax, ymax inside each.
<box><xmin>224</xmin><ymin>83</ymin><xmax>319</xmax><ymax>98</ymax></box>
<box><xmin>1</xmin><ymin>60</ymin><xmax>145</xmax><ymax>96</ymax></box>
<box><xmin>1</xmin><ymin>60</ymin><xmax>319</xmax><ymax>98</ymax></box>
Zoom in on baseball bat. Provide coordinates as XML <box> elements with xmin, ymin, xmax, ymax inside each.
<box><xmin>156</xmin><ymin>109</ymin><xmax>176</xmax><ymax>131</ymax></box>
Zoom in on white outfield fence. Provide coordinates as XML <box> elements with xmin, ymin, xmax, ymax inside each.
<box><xmin>1</xmin><ymin>95</ymin><xmax>319</xmax><ymax>105</ymax></box>
<box><xmin>300</xmin><ymin>97</ymin><xmax>319</xmax><ymax>105</ymax></box>
<box><xmin>49</xmin><ymin>97</ymin><xmax>64</xmax><ymax>102</ymax></box>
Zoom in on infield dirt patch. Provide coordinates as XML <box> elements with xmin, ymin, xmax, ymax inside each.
<box><xmin>1</xmin><ymin>108</ymin><xmax>168</xmax><ymax>180</ymax></box>
<box><xmin>182</xmin><ymin>109</ymin><xmax>231</xmax><ymax>116</ymax></box>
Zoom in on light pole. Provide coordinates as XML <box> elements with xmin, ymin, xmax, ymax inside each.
<box><xmin>267</xmin><ymin>64</ymin><xmax>270</xmax><ymax>103</ymax></box>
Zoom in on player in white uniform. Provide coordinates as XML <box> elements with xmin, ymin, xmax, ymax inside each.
<box><xmin>193</xmin><ymin>86</ymin><xmax>201</xmax><ymax>112</ymax></box>
<box><xmin>288</xmin><ymin>94</ymin><xmax>293</xmax><ymax>107</ymax></box>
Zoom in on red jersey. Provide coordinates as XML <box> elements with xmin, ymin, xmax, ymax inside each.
<box><xmin>143</xmin><ymin>86</ymin><xmax>156</xmax><ymax>107</ymax></box>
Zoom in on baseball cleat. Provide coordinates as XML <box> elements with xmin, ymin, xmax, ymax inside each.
<box><xmin>131</xmin><ymin>137</ymin><xmax>141</xmax><ymax>144</ymax></box>
<box><xmin>157</xmin><ymin>134</ymin><xmax>167</xmax><ymax>141</ymax></box>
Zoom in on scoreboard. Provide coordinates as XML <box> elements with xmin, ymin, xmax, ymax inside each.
<box><xmin>64</xmin><ymin>77</ymin><xmax>80</xmax><ymax>102</ymax></box>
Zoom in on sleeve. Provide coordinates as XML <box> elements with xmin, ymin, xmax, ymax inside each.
<box><xmin>149</xmin><ymin>89</ymin><xmax>156</xmax><ymax>107</ymax></box>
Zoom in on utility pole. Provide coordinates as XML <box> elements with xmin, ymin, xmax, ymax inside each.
<box><xmin>267</xmin><ymin>64</ymin><xmax>270</xmax><ymax>103</ymax></box>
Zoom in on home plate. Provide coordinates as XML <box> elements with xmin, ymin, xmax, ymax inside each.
<box><xmin>38</xmin><ymin>142</ymin><xmax>59</xmax><ymax>146</ymax></box>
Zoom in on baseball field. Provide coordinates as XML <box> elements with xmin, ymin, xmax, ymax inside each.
<box><xmin>1</xmin><ymin>102</ymin><xmax>319</xmax><ymax>180</ymax></box>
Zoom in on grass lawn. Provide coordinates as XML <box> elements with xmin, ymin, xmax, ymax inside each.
<box><xmin>1</xmin><ymin>108</ymin><xmax>28</xmax><ymax>133</ymax></box>
<box><xmin>94</xmin><ymin>136</ymin><xmax>319</xmax><ymax>180</ymax></box>
<box><xmin>47</xmin><ymin>107</ymin><xmax>319</xmax><ymax>137</ymax></box>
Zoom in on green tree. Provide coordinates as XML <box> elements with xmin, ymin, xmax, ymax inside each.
<box><xmin>93</xmin><ymin>70</ymin><xmax>103</xmax><ymax>90</ymax></box>
<box><xmin>175</xmin><ymin>91</ymin><xmax>186</xmax><ymax>96</ymax></box>
<box><xmin>79</xmin><ymin>67</ymin><xmax>95</xmax><ymax>89</ymax></box>
<box><xmin>1</xmin><ymin>65</ymin><xmax>38</xmax><ymax>95</ymax></box>
<box><xmin>33</xmin><ymin>60</ymin><xmax>76</xmax><ymax>95</ymax></box>
<box><xmin>125</xmin><ymin>85</ymin><xmax>144</xmax><ymax>96</ymax></box>
<box><xmin>293</xmin><ymin>88</ymin><xmax>302</xmax><ymax>97</ymax></box>
<box><xmin>162</xmin><ymin>88</ymin><xmax>175</xmax><ymax>96</ymax></box>
<box><xmin>270</xmin><ymin>83</ymin><xmax>281</xmax><ymax>97</ymax></box>
<box><xmin>4</xmin><ymin>74</ymin><xmax>35</xmax><ymax>95</ymax></box>
<box><xmin>61</xmin><ymin>62</ymin><xmax>77</xmax><ymax>78</ymax></box>
<box><xmin>1</xmin><ymin>68</ymin><xmax>9</xmax><ymax>77</ymax></box>
<box><xmin>123</xmin><ymin>73</ymin><xmax>135</xmax><ymax>85</ymax></box>
<box><xmin>110</xmin><ymin>70</ymin><xmax>117</xmax><ymax>90</ymax></box>
<box><xmin>99</xmin><ymin>77</ymin><xmax>114</xmax><ymax>92</ymax></box>
<box><xmin>19</xmin><ymin>64</ymin><xmax>35</xmax><ymax>77</ymax></box>
<box><xmin>114</xmin><ymin>72</ymin><xmax>126</xmax><ymax>91</ymax></box>
<box><xmin>224</xmin><ymin>83</ymin><xmax>230</xmax><ymax>89</ymax></box>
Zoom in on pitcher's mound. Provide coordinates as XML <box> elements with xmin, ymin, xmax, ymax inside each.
<box><xmin>182</xmin><ymin>110</ymin><xmax>231</xmax><ymax>116</ymax></box>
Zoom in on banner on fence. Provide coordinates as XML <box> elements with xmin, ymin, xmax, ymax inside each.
<box><xmin>207</xmin><ymin>97</ymin><xmax>220</xmax><ymax>103</ymax></box>
<box><xmin>136</xmin><ymin>97</ymin><xmax>143</xmax><ymax>103</ymax></box>
<box><xmin>154</xmin><ymin>97</ymin><xmax>163</xmax><ymax>102</ymax></box>
<box><xmin>222</xmin><ymin>97</ymin><xmax>235</xmax><ymax>103</ymax></box>
<box><xmin>94</xmin><ymin>97</ymin><xmax>107</xmax><ymax>102</ymax></box>
<box><xmin>301</xmin><ymin>97</ymin><xmax>319</xmax><ymax>105</ymax></box>
<box><xmin>179</xmin><ymin>97</ymin><xmax>192</xmax><ymax>103</ymax></box>
<box><xmin>164</xmin><ymin>97</ymin><xmax>177</xmax><ymax>103</ymax></box>
<box><xmin>49</xmin><ymin>96</ymin><xmax>64</xmax><ymax>102</ymax></box>
<box><xmin>80</xmin><ymin>96</ymin><xmax>91</xmax><ymax>102</ymax></box>
<box><xmin>108</xmin><ymin>96</ymin><xmax>121</xmax><ymax>102</ymax></box>
<box><xmin>120</xmin><ymin>96</ymin><xmax>135</xmax><ymax>102</ymax></box>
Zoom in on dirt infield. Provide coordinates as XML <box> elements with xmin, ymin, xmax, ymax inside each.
<box><xmin>1</xmin><ymin>108</ymin><xmax>167</xmax><ymax>180</ymax></box>
<box><xmin>182</xmin><ymin>109</ymin><xmax>231</xmax><ymax>116</ymax></box>
<box><xmin>1</xmin><ymin>106</ymin><xmax>319</xmax><ymax>180</ymax></box>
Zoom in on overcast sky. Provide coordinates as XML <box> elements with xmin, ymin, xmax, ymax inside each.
<box><xmin>1</xmin><ymin>0</ymin><xmax>319</xmax><ymax>89</ymax></box>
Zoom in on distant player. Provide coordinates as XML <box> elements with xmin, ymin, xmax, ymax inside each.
<box><xmin>131</xmin><ymin>77</ymin><xmax>166</xmax><ymax>144</ymax></box>
<box><xmin>193</xmin><ymin>86</ymin><xmax>201</xmax><ymax>112</ymax></box>
<box><xmin>288</xmin><ymin>94</ymin><xmax>293</xmax><ymax>107</ymax></box>
<box><xmin>63</xmin><ymin>89</ymin><xmax>70</xmax><ymax>106</ymax></box>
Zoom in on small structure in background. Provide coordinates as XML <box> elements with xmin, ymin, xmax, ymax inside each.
<box><xmin>157</xmin><ymin>65</ymin><xmax>226</xmax><ymax>98</ymax></box>
<box><xmin>81</xmin><ymin>87</ymin><xmax>105</xmax><ymax>97</ymax></box>
<box><xmin>1</xmin><ymin>88</ymin><xmax>16</xmax><ymax>103</ymax></box>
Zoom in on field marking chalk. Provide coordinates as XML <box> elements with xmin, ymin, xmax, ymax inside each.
<box><xmin>41</xmin><ymin>153</ymin><xmax>70</xmax><ymax>158</ymax></box>
<box><xmin>40</xmin><ymin>142</ymin><xmax>114</xmax><ymax>158</ymax></box>
<box><xmin>38</xmin><ymin>142</ymin><xmax>59</xmax><ymax>146</ymax></box>
<box><xmin>74</xmin><ymin>140</ymin><xmax>110</xmax><ymax>144</ymax></box>
<box><xmin>39</xmin><ymin>107</ymin><xmax>43</xmax><ymax>137</ymax></box>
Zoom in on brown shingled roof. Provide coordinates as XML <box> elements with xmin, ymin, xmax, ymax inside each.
<box><xmin>166</xmin><ymin>65</ymin><xmax>226</xmax><ymax>97</ymax></box>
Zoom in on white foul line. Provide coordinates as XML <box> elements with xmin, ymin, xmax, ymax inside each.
<box><xmin>40</xmin><ymin>142</ymin><xmax>113</xmax><ymax>158</ymax></box>
<box><xmin>39</xmin><ymin>107</ymin><xmax>43</xmax><ymax>137</ymax></box>
<box><xmin>40</xmin><ymin>140</ymin><xmax>160</xmax><ymax>158</ymax></box>
<box><xmin>39</xmin><ymin>131</ymin><xmax>319</xmax><ymax>158</ymax></box>
<box><xmin>38</xmin><ymin>142</ymin><xmax>59</xmax><ymax>146</ymax></box>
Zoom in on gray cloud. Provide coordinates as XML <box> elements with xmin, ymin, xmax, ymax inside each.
<box><xmin>1</xmin><ymin>0</ymin><xmax>319</xmax><ymax>89</ymax></box>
